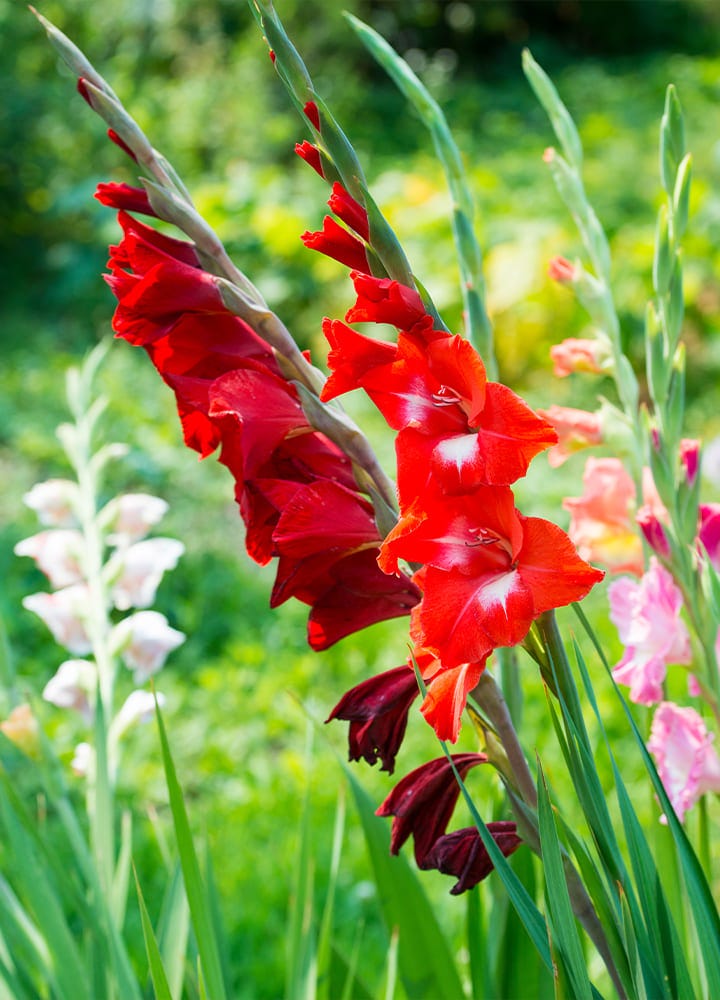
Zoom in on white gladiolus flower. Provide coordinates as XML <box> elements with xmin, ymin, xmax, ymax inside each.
<box><xmin>114</xmin><ymin>689</ymin><xmax>165</xmax><ymax>735</ymax></box>
<box><xmin>103</xmin><ymin>493</ymin><xmax>169</xmax><ymax>545</ymax></box>
<box><xmin>111</xmin><ymin>611</ymin><xmax>185</xmax><ymax>683</ymax></box>
<box><xmin>15</xmin><ymin>529</ymin><xmax>85</xmax><ymax>588</ymax></box>
<box><xmin>22</xmin><ymin>479</ymin><xmax>80</xmax><ymax>527</ymax></box>
<box><xmin>42</xmin><ymin>659</ymin><xmax>96</xmax><ymax>721</ymax></box>
<box><xmin>110</xmin><ymin>538</ymin><xmax>185</xmax><ymax>611</ymax></box>
<box><xmin>23</xmin><ymin>585</ymin><xmax>92</xmax><ymax>655</ymax></box>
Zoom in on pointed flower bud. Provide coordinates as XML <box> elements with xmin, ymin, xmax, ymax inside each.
<box><xmin>679</xmin><ymin>438</ymin><xmax>700</xmax><ymax>488</ymax></box>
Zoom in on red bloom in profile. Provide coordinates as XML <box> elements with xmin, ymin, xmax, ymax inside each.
<box><xmin>326</xmin><ymin>664</ymin><xmax>419</xmax><ymax>773</ymax></box>
<box><xmin>376</xmin><ymin>753</ymin><xmax>487</xmax><ymax>865</ymax></box>
<box><xmin>422</xmin><ymin>823</ymin><xmax>522</xmax><ymax>894</ymax></box>
<box><xmin>300</xmin><ymin>216</ymin><xmax>370</xmax><ymax>272</ymax></box>
<box><xmin>345</xmin><ymin>271</ymin><xmax>429</xmax><ymax>332</ymax></box>
<box><xmin>95</xmin><ymin>182</ymin><xmax>156</xmax><ymax>217</ymax></box>
<box><xmin>295</xmin><ymin>140</ymin><xmax>324</xmax><ymax>178</ymax></box>
<box><xmin>327</xmin><ymin>183</ymin><xmax>369</xmax><ymax>240</ymax></box>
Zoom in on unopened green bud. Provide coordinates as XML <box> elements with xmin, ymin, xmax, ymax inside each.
<box><xmin>653</xmin><ymin>204</ymin><xmax>672</xmax><ymax>296</ymax></box>
<box><xmin>666</xmin><ymin>254</ymin><xmax>685</xmax><ymax>348</ymax></box>
<box><xmin>645</xmin><ymin>301</ymin><xmax>669</xmax><ymax>404</ymax></box>
<box><xmin>665</xmin><ymin>345</ymin><xmax>686</xmax><ymax>449</ymax></box>
<box><xmin>673</xmin><ymin>153</ymin><xmax>692</xmax><ymax>240</ymax></box>
<box><xmin>660</xmin><ymin>85</ymin><xmax>685</xmax><ymax>192</ymax></box>
<box><xmin>522</xmin><ymin>49</ymin><xmax>583</xmax><ymax>173</ymax></box>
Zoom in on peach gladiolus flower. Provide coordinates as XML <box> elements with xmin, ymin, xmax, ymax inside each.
<box><xmin>563</xmin><ymin>457</ymin><xmax>643</xmax><ymax>574</ymax></box>
<box><xmin>538</xmin><ymin>405</ymin><xmax>603</xmax><ymax>467</ymax></box>
<box><xmin>550</xmin><ymin>338</ymin><xmax>609</xmax><ymax>377</ymax></box>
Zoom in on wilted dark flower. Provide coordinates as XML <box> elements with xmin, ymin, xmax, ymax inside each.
<box><xmin>326</xmin><ymin>665</ymin><xmax>419</xmax><ymax>774</ymax></box>
<box><xmin>422</xmin><ymin>822</ymin><xmax>522</xmax><ymax>895</ymax></box>
<box><xmin>376</xmin><ymin>753</ymin><xmax>487</xmax><ymax>865</ymax></box>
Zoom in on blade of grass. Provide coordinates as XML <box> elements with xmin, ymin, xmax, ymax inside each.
<box><xmin>156</xmin><ymin>864</ymin><xmax>190</xmax><ymax>1000</ymax></box>
<box><xmin>316</xmin><ymin>789</ymin><xmax>345</xmax><ymax>1000</ymax></box>
<box><xmin>134</xmin><ymin>868</ymin><xmax>174</xmax><ymax>1000</ymax></box>
<box><xmin>154</xmin><ymin>698</ymin><xmax>228</xmax><ymax>1000</ymax></box>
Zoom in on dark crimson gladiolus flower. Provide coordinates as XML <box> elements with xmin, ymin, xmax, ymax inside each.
<box><xmin>326</xmin><ymin>665</ymin><xmax>419</xmax><ymax>773</ymax></box>
<box><xmin>376</xmin><ymin>753</ymin><xmax>487</xmax><ymax>865</ymax></box>
<box><xmin>422</xmin><ymin>823</ymin><xmax>522</xmax><ymax>894</ymax></box>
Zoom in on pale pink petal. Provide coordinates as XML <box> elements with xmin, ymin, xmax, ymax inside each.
<box><xmin>103</xmin><ymin>493</ymin><xmax>169</xmax><ymax>544</ymax></box>
<box><xmin>22</xmin><ymin>585</ymin><xmax>92</xmax><ymax>655</ymax></box>
<box><xmin>22</xmin><ymin>479</ymin><xmax>79</xmax><ymax>527</ymax></box>
<box><xmin>43</xmin><ymin>659</ymin><xmax>96</xmax><ymax>721</ymax></box>
<box><xmin>110</xmin><ymin>538</ymin><xmax>185</xmax><ymax>610</ymax></box>
<box><xmin>111</xmin><ymin>611</ymin><xmax>185</xmax><ymax>683</ymax></box>
<box><xmin>114</xmin><ymin>690</ymin><xmax>165</xmax><ymax>734</ymax></box>
<box><xmin>648</xmin><ymin>702</ymin><xmax>720</xmax><ymax>821</ymax></box>
<box><xmin>15</xmin><ymin>530</ymin><xmax>85</xmax><ymax>588</ymax></box>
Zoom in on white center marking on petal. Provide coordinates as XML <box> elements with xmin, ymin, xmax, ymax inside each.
<box><xmin>476</xmin><ymin>571</ymin><xmax>518</xmax><ymax>613</ymax></box>
<box><xmin>434</xmin><ymin>434</ymin><xmax>477</xmax><ymax>474</ymax></box>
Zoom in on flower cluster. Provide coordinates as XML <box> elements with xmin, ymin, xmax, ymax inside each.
<box><xmin>17</xmin><ymin>478</ymin><xmax>181</xmax><ymax>770</ymax></box>
<box><xmin>97</xmin><ymin>189</ymin><xmax>419</xmax><ymax>651</ymax></box>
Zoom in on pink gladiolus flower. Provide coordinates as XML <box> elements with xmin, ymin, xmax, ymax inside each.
<box><xmin>537</xmin><ymin>405</ymin><xmax>603</xmax><ymax>467</ymax></box>
<box><xmin>22</xmin><ymin>479</ymin><xmax>79</xmax><ymax>527</ymax></box>
<box><xmin>111</xmin><ymin>610</ymin><xmax>185</xmax><ymax>683</ymax></box>
<box><xmin>609</xmin><ymin>558</ymin><xmax>691</xmax><ymax>704</ymax></box>
<box><xmin>698</xmin><ymin>504</ymin><xmax>720</xmax><ymax>570</ymax></box>
<box><xmin>103</xmin><ymin>493</ymin><xmax>169</xmax><ymax>544</ymax></box>
<box><xmin>550</xmin><ymin>337</ymin><xmax>609</xmax><ymax>377</ymax></box>
<box><xmin>648</xmin><ymin>702</ymin><xmax>720</xmax><ymax>821</ymax></box>
<box><xmin>22</xmin><ymin>585</ymin><xmax>92</xmax><ymax>655</ymax></box>
<box><xmin>563</xmin><ymin>457</ymin><xmax>643</xmax><ymax>575</ymax></box>
<box><xmin>14</xmin><ymin>530</ymin><xmax>85</xmax><ymax>588</ymax></box>
<box><xmin>71</xmin><ymin>741</ymin><xmax>93</xmax><ymax>777</ymax></box>
<box><xmin>113</xmin><ymin>690</ymin><xmax>165</xmax><ymax>734</ymax></box>
<box><xmin>109</xmin><ymin>538</ymin><xmax>185</xmax><ymax>610</ymax></box>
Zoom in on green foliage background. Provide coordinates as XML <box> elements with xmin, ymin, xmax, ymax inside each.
<box><xmin>3</xmin><ymin>0</ymin><xmax>720</xmax><ymax>995</ymax></box>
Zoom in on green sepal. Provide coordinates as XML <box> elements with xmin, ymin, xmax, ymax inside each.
<box><xmin>666</xmin><ymin>253</ymin><xmax>684</xmax><ymax>348</ymax></box>
<box><xmin>645</xmin><ymin>300</ymin><xmax>669</xmax><ymax>405</ymax></box>
<box><xmin>653</xmin><ymin>204</ymin><xmax>672</xmax><ymax>296</ymax></box>
<box><xmin>665</xmin><ymin>346</ymin><xmax>686</xmax><ymax>452</ymax></box>
<box><xmin>672</xmin><ymin>153</ymin><xmax>692</xmax><ymax>239</ymax></box>
<box><xmin>660</xmin><ymin>85</ymin><xmax>685</xmax><ymax>193</ymax></box>
<box><xmin>522</xmin><ymin>49</ymin><xmax>583</xmax><ymax>173</ymax></box>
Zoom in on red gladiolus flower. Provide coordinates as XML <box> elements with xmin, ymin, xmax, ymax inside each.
<box><xmin>376</xmin><ymin>753</ymin><xmax>487</xmax><ymax>865</ymax></box>
<box><xmin>295</xmin><ymin>140</ymin><xmax>324</xmax><ymax>178</ymax></box>
<box><xmin>303</xmin><ymin>100</ymin><xmax>320</xmax><ymax>130</ymax></box>
<box><xmin>95</xmin><ymin>182</ymin><xmax>156</xmax><ymax>217</ymax></box>
<box><xmin>300</xmin><ymin>216</ymin><xmax>370</xmax><ymax>272</ymax></box>
<box><xmin>422</xmin><ymin>823</ymin><xmax>522</xmax><ymax>894</ymax></box>
<box><xmin>327</xmin><ymin>183</ymin><xmax>369</xmax><ymax>241</ymax></box>
<box><xmin>326</xmin><ymin>665</ymin><xmax>419</xmax><ymax>773</ymax></box>
<box><xmin>419</xmin><ymin>658</ymin><xmax>488</xmax><ymax>742</ymax></box>
<box><xmin>389</xmin><ymin>486</ymin><xmax>603</xmax><ymax>667</ymax></box>
<box><xmin>345</xmin><ymin>271</ymin><xmax>428</xmax><ymax>332</ymax></box>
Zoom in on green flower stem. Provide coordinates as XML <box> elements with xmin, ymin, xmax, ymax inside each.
<box><xmin>473</xmin><ymin>668</ymin><xmax>625</xmax><ymax>999</ymax></box>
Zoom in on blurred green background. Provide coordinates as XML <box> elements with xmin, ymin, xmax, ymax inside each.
<box><xmin>3</xmin><ymin>0</ymin><xmax>720</xmax><ymax>995</ymax></box>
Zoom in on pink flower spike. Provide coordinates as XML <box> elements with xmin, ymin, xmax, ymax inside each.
<box><xmin>609</xmin><ymin>558</ymin><xmax>691</xmax><ymax>705</ymax></box>
<box><xmin>14</xmin><ymin>530</ymin><xmax>85</xmax><ymax>588</ymax></box>
<box><xmin>111</xmin><ymin>610</ymin><xmax>185</xmax><ymax>683</ymax></box>
<box><xmin>22</xmin><ymin>585</ymin><xmax>92</xmax><ymax>655</ymax></box>
<box><xmin>22</xmin><ymin>479</ymin><xmax>79</xmax><ymax>527</ymax></box>
<box><xmin>648</xmin><ymin>702</ymin><xmax>720</xmax><ymax>822</ymax></box>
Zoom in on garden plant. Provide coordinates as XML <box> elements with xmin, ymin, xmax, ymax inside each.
<box><xmin>4</xmin><ymin>1</ymin><xmax>720</xmax><ymax>997</ymax></box>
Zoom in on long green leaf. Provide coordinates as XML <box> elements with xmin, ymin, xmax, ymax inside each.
<box><xmin>345</xmin><ymin>768</ymin><xmax>466</xmax><ymax>1000</ymax></box>
<box><xmin>154</xmin><ymin>699</ymin><xmax>228</xmax><ymax>1000</ymax></box>
<box><xmin>134</xmin><ymin>868</ymin><xmax>174</xmax><ymax>1000</ymax></box>
<box><xmin>156</xmin><ymin>864</ymin><xmax>190</xmax><ymax>1000</ymax></box>
<box><xmin>536</xmin><ymin>764</ymin><xmax>593</xmax><ymax>1000</ymax></box>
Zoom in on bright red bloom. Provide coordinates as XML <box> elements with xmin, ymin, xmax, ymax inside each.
<box><xmin>326</xmin><ymin>665</ymin><xmax>419</xmax><ymax>773</ymax></box>
<box><xmin>95</xmin><ymin>183</ymin><xmax>156</xmax><ymax>217</ymax></box>
<box><xmin>327</xmin><ymin>183</ymin><xmax>369</xmax><ymax>241</ymax></box>
<box><xmin>376</xmin><ymin>753</ymin><xmax>487</xmax><ymax>866</ymax></box>
<box><xmin>345</xmin><ymin>271</ymin><xmax>429</xmax><ymax>332</ymax></box>
<box><xmin>422</xmin><ymin>823</ymin><xmax>522</xmax><ymax>894</ymax></box>
<box><xmin>295</xmin><ymin>140</ymin><xmax>324</xmax><ymax>178</ymax></box>
<box><xmin>303</xmin><ymin>100</ymin><xmax>320</xmax><ymax>130</ymax></box>
<box><xmin>385</xmin><ymin>486</ymin><xmax>603</xmax><ymax>667</ymax></box>
<box><xmin>419</xmin><ymin>658</ymin><xmax>488</xmax><ymax>742</ymax></box>
<box><xmin>300</xmin><ymin>216</ymin><xmax>370</xmax><ymax>272</ymax></box>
